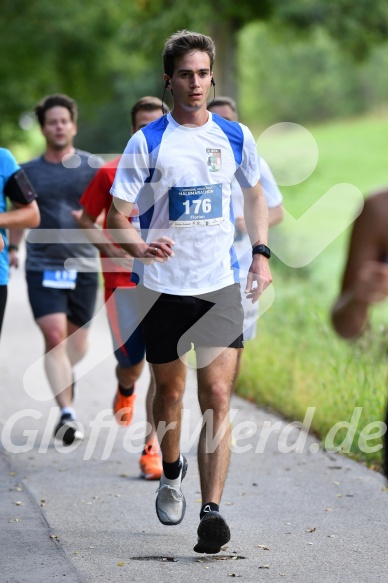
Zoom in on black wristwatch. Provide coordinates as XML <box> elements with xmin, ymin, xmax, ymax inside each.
<box><xmin>252</xmin><ymin>244</ymin><xmax>271</xmax><ymax>259</ymax></box>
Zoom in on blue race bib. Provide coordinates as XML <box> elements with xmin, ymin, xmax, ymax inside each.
<box><xmin>42</xmin><ymin>270</ymin><xmax>77</xmax><ymax>289</ymax></box>
<box><xmin>169</xmin><ymin>184</ymin><xmax>224</xmax><ymax>227</ymax></box>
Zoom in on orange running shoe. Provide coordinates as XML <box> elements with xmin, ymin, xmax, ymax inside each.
<box><xmin>139</xmin><ymin>440</ymin><xmax>162</xmax><ymax>480</ymax></box>
<box><xmin>113</xmin><ymin>388</ymin><xmax>136</xmax><ymax>427</ymax></box>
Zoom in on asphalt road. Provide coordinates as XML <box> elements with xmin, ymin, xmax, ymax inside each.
<box><xmin>1</xmin><ymin>262</ymin><xmax>387</xmax><ymax>583</ymax></box>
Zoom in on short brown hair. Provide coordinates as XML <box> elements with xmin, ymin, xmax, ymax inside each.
<box><xmin>35</xmin><ymin>93</ymin><xmax>78</xmax><ymax>127</ymax></box>
<box><xmin>131</xmin><ymin>96</ymin><xmax>167</xmax><ymax>129</ymax></box>
<box><xmin>163</xmin><ymin>30</ymin><xmax>215</xmax><ymax>78</ymax></box>
<box><xmin>208</xmin><ymin>96</ymin><xmax>237</xmax><ymax>115</ymax></box>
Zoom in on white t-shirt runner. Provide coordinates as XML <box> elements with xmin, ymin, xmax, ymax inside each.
<box><xmin>232</xmin><ymin>156</ymin><xmax>283</xmax><ymax>273</ymax></box>
<box><xmin>232</xmin><ymin>157</ymin><xmax>283</xmax><ymax>339</ymax></box>
<box><xmin>111</xmin><ymin>112</ymin><xmax>260</xmax><ymax>296</ymax></box>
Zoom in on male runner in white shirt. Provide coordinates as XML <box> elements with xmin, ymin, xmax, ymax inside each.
<box><xmin>107</xmin><ymin>30</ymin><xmax>272</xmax><ymax>554</ymax></box>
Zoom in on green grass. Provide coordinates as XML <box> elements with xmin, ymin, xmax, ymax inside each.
<box><xmin>236</xmin><ymin>113</ymin><xmax>388</xmax><ymax>469</ymax></box>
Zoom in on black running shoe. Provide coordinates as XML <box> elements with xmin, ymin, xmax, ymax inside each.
<box><xmin>193</xmin><ymin>511</ymin><xmax>231</xmax><ymax>554</ymax></box>
<box><xmin>54</xmin><ymin>413</ymin><xmax>84</xmax><ymax>446</ymax></box>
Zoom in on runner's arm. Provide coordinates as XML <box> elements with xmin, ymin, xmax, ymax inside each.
<box><xmin>242</xmin><ymin>181</ymin><xmax>272</xmax><ymax>303</ymax></box>
<box><xmin>332</xmin><ymin>193</ymin><xmax>388</xmax><ymax>338</ymax></box>
<box><xmin>107</xmin><ymin>199</ymin><xmax>174</xmax><ymax>263</ymax></box>
<box><xmin>269</xmin><ymin>203</ymin><xmax>283</xmax><ymax>227</ymax></box>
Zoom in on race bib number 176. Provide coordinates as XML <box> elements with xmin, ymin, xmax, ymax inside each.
<box><xmin>169</xmin><ymin>184</ymin><xmax>224</xmax><ymax>227</ymax></box>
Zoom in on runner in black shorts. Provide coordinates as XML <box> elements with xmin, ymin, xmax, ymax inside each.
<box><xmin>140</xmin><ymin>283</ymin><xmax>244</xmax><ymax>364</ymax></box>
<box><xmin>26</xmin><ymin>271</ymin><xmax>97</xmax><ymax>327</ymax></box>
<box><xmin>108</xmin><ymin>31</ymin><xmax>272</xmax><ymax>554</ymax></box>
<box><xmin>13</xmin><ymin>94</ymin><xmax>101</xmax><ymax>445</ymax></box>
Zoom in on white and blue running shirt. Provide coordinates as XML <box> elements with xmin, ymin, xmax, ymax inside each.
<box><xmin>110</xmin><ymin>112</ymin><xmax>260</xmax><ymax>295</ymax></box>
<box><xmin>231</xmin><ymin>157</ymin><xmax>283</xmax><ymax>219</ymax></box>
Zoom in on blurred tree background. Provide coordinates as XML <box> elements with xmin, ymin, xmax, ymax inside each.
<box><xmin>2</xmin><ymin>0</ymin><xmax>388</xmax><ymax>465</ymax></box>
<box><xmin>1</xmin><ymin>0</ymin><xmax>388</xmax><ymax>154</ymax></box>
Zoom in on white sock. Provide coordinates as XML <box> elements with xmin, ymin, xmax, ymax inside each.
<box><xmin>61</xmin><ymin>407</ymin><xmax>76</xmax><ymax>419</ymax></box>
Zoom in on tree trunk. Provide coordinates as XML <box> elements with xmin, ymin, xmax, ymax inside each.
<box><xmin>210</xmin><ymin>19</ymin><xmax>240</xmax><ymax>104</ymax></box>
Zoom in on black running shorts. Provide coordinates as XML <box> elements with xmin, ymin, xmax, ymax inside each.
<box><xmin>138</xmin><ymin>283</ymin><xmax>244</xmax><ymax>364</ymax></box>
<box><xmin>26</xmin><ymin>271</ymin><xmax>98</xmax><ymax>328</ymax></box>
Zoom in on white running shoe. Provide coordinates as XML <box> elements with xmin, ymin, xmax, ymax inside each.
<box><xmin>155</xmin><ymin>455</ymin><xmax>188</xmax><ymax>525</ymax></box>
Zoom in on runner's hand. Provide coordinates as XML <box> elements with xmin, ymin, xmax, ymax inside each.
<box><xmin>353</xmin><ymin>260</ymin><xmax>388</xmax><ymax>304</ymax></box>
<box><xmin>139</xmin><ymin>236</ymin><xmax>175</xmax><ymax>264</ymax></box>
<box><xmin>245</xmin><ymin>255</ymin><xmax>272</xmax><ymax>303</ymax></box>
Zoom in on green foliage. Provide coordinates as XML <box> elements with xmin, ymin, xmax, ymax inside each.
<box><xmin>273</xmin><ymin>0</ymin><xmax>388</xmax><ymax>60</ymax></box>
<box><xmin>236</xmin><ymin>114</ymin><xmax>388</xmax><ymax>469</ymax></box>
<box><xmin>239</xmin><ymin>23</ymin><xmax>388</xmax><ymax>127</ymax></box>
<box><xmin>2</xmin><ymin>0</ymin><xmax>388</xmax><ymax>148</ymax></box>
<box><xmin>0</xmin><ymin>0</ymin><xmax>140</xmax><ymax>143</ymax></box>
